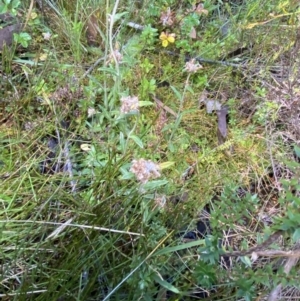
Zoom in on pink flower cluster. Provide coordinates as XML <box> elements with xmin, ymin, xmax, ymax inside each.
<box><xmin>184</xmin><ymin>59</ymin><xmax>203</xmax><ymax>73</ymax></box>
<box><xmin>130</xmin><ymin>159</ymin><xmax>161</xmax><ymax>183</ymax></box>
<box><xmin>120</xmin><ymin>95</ymin><xmax>139</xmax><ymax>114</ymax></box>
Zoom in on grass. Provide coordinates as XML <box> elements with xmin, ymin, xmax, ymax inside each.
<box><xmin>1</xmin><ymin>0</ymin><xmax>300</xmax><ymax>300</ymax></box>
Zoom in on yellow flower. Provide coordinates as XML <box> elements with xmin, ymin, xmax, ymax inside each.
<box><xmin>159</xmin><ymin>32</ymin><xmax>175</xmax><ymax>47</ymax></box>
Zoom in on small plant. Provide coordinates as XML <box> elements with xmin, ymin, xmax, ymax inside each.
<box><xmin>140</xmin><ymin>25</ymin><xmax>158</xmax><ymax>47</ymax></box>
<box><xmin>0</xmin><ymin>0</ymin><xmax>20</xmax><ymax>15</ymax></box>
<box><xmin>13</xmin><ymin>32</ymin><xmax>31</xmax><ymax>47</ymax></box>
<box><xmin>254</xmin><ymin>100</ymin><xmax>280</xmax><ymax>125</ymax></box>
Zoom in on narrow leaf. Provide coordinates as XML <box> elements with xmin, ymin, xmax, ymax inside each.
<box><xmin>294</xmin><ymin>145</ymin><xmax>300</xmax><ymax>159</ymax></box>
<box><xmin>119</xmin><ymin>132</ymin><xmax>125</xmax><ymax>152</ymax></box>
<box><xmin>142</xmin><ymin>180</ymin><xmax>168</xmax><ymax>190</ymax></box>
<box><xmin>129</xmin><ymin>134</ymin><xmax>144</xmax><ymax>148</ymax></box>
<box><xmin>159</xmin><ymin>161</ymin><xmax>175</xmax><ymax>169</ymax></box>
<box><xmin>292</xmin><ymin>228</ymin><xmax>300</xmax><ymax>243</ymax></box>
<box><xmin>155</xmin><ymin>239</ymin><xmax>205</xmax><ymax>256</ymax></box>
<box><xmin>240</xmin><ymin>256</ymin><xmax>252</xmax><ymax>268</ymax></box>
<box><xmin>153</xmin><ymin>274</ymin><xmax>180</xmax><ymax>294</ymax></box>
<box><xmin>170</xmin><ymin>85</ymin><xmax>182</xmax><ymax>101</ymax></box>
<box><xmin>139</xmin><ymin>101</ymin><xmax>153</xmax><ymax>107</ymax></box>
<box><xmin>111</xmin><ymin>12</ymin><xmax>128</xmax><ymax>22</ymax></box>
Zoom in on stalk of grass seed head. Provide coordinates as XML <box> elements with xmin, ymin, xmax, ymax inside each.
<box><xmin>0</xmin><ymin>220</ymin><xmax>144</xmax><ymax>236</ymax></box>
<box><xmin>105</xmin><ymin>0</ymin><xmax>122</xmax><ymax>110</ymax></box>
<box><xmin>108</xmin><ymin>0</ymin><xmax>121</xmax><ymax>76</ymax></box>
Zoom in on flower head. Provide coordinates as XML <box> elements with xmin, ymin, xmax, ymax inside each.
<box><xmin>120</xmin><ymin>95</ymin><xmax>139</xmax><ymax>114</ymax></box>
<box><xmin>160</xmin><ymin>7</ymin><xmax>175</xmax><ymax>26</ymax></box>
<box><xmin>87</xmin><ymin>107</ymin><xmax>96</xmax><ymax>117</ymax></box>
<box><xmin>42</xmin><ymin>32</ymin><xmax>51</xmax><ymax>41</ymax></box>
<box><xmin>194</xmin><ymin>3</ymin><xmax>208</xmax><ymax>15</ymax></box>
<box><xmin>184</xmin><ymin>58</ymin><xmax>203</xmax><ymax>73</ymax></box>
<box><xmin>112</xmin><ymin>48</ymin><xmax>123</xmax><ymax>63</ymax></box>
<box><xmin>107</xmin><ymin>48</ymin><xmax>123</xmax><ymax>65</ymax></box>
<box><xmin>187</xmin><ymin>3</ymin><xmax>209</xmax><ymax>15</ymax></box>
<box><xmin>130</xmin><ymin>158</ymin><xmax>161</xmax><ymax>184</ymax></box>
<box><xmin>159</xmin><ymin>32</ymin><xmax>175</xmax><ymax>47</ymax></box>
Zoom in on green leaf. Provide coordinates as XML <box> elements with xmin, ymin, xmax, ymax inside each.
<box><xmin>153</xmin><ymin>274</ymin><xmax>180</xmax><ymax>294</ymax></box>
<box><xmin>119</xmin><ymin>132</ymin><xmax>125</xmax><ymax>152</ymax></box>
<box><xmin>168</xmin><ymin>142</ymin><xmax>175</xmax><ymax>152</ymax></box>
<box><xmin>292</xmin><ymin>228</ymin><xmax>300</xmax><ymax>243</ymax></box>
<box><xmin>98</xmin><ymin>66</ymin><xmax>119</xmax><ymax>76</ymax></box>
<box><xmin>138</xmin><ymin>101</ymin><xmax>153</xmax><ymax>107</ymax></box>
<box><xmin>111</xmin><ymin>11</ymin><xmax>128</xmax><ymax>22</ymax></box>
<box><xmin>142</xmin><ymin>180</ymin><xmax>168</xmax><ymax>190</ymax></box>
<box><xmin>240</xmin><ymin>256</ymin><xmax>252</xmax><ymax>268</ymax></box>
<box><xmin>186</xmin><ymin>85</ymin><xmax>194</xmax><ymax>94</ymax></box>
<box><xmin>0</xmin><ymin>4</ymin><xmax>8</xmax><ymax>14</ymax></box>
<box><xmin>123</xmin><ymin>34</ymin><xmax>143</xmax><ymax>61</ymax></box>
<box><xmin>129</xmin><ymin>134</ymin><xmax>144</xmax><ymax>148</ymax></box>
<box><xmin>14</xmin><ymin>32</ymin><xmax>31</xmax><ymax>48</ymax></box>
<box><xmin>155</xmin><ymin>239</ymin><xmax>205</xmax><ymax>256</ymax></box>
<box><xmin>159</xmin><ymin>161</ymin><xmax>175</xmax><ymax>169</ymax></box>
<box><xmin>119</xmin><ymin>167</ymin><xmax>133</xmax><ymax>180</ymax></box>
<box><xmin>13</xmin><ymin>59</ymin><xmax>43</xmax><ymax>66</ymax></box>
<box><xmin>170</xmin><ymin>85</ymin><xmax>182</xmax><ymax>101</ymax></box>
<box><xmin>21</xmin><ymin>65</ymin><xmax>33</xmax><ymax>76</ymax></box>
<box><xmin>294</xmin><ymin>145</ymin><xmax>300</xmax><ymax>159</ymax></box>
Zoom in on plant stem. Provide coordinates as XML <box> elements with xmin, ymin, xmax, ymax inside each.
<box><xmin>168</xmin><ymin>73</ymin><xmax>191</xmax><ymax>143</ymax></box>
